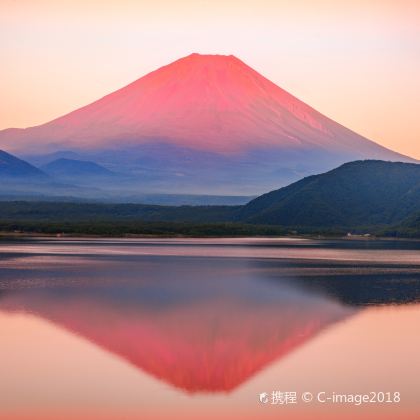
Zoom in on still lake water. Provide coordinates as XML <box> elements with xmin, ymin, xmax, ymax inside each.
<box><xmin>0</xmin><ymin>237</ymin><xmax>419</xmax><ymax>420</ymax></box>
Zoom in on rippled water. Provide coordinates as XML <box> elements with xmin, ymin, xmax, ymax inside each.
<box><xmin>0</xmin><ymin>237</ymin><xmax>419</xmax><ymax>420</ymax></box>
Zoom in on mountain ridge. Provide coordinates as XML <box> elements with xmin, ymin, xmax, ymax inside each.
<box><xmin>0</xmin><ymin>149</ymin><xmax>48</xmax><ymax>179</ymax></box>
<box><xmin>239</xmin><ymin>160</ymin><xmax>420</xmax><ymax>227</ymax></box>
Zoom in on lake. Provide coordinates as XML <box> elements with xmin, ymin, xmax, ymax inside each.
<box><xmin>0</xmin><ymin>237</ymin><xmax>419</xmax><ymax>420</ymax></box>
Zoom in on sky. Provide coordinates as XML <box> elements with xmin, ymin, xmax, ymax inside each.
<box><xmin>1</xmin><ymin>0</ymin><xmax>419</xmax><ymax>158</ymax></box>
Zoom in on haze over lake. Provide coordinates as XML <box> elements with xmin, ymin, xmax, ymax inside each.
<box><xmin>0</xmin><ymin>237</ymin><xmax>419</xmax><ymax>420</ymax></box>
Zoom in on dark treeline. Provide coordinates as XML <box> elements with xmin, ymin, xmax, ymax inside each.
<box><xmin>0</xmin><ymin>201</ymin><xmax>239</xmax><ymax>223</ymax></box>
<box><xmin>0</xmin><ymin>219</ymin><xmax>289</xmax><ymax>237</ymax></box>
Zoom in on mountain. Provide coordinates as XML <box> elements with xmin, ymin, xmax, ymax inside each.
<box><xmin>0</xmin><ymin>149</ymin><xmax>107</xmax><ymax>199</ymax></box>
<box><xmin>41</xmin><ymin>158</ymin><xmax>117</xmax><ymax>179</ymax></box>
<box><xmin>0</xmin><ymin>149</ymin><xmax>47</xmax><ymax>179</ymax></box>
<box><xmin>238</xmin><ymin>160</ymin><xmax>420</xmax><ymax>227</ymax></box>
<box><xmin>0</xmin><ymin>53</ymin><xmax>414</xmax><ymax>195</ymax></box>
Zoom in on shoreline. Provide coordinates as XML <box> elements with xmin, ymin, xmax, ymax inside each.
<box><xmin>1</xmin><ymin>231</ymin><xmax>419</xmax><ymax>242</ymax></box>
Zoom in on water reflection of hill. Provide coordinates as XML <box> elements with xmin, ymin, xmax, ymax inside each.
<box><xmin>253</xmin><ymin>258</ymin><xmax>420</xmax><ymax>306</ymax></box>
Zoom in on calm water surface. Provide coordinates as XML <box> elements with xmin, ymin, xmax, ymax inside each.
<box><xmin>0</xmin><ymin>237</ymin><xmax>419</xmax><ymax>420</ymax></box>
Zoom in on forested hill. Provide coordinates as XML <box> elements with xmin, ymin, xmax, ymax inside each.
<box><xmin>238</xmin><ymin>160</ymin><xmax>420</xmax><ymax>228</ymax></box>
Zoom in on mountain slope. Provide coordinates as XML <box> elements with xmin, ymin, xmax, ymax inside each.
<box><xmin>384</xmin><ymin>211</ymin><xmax>420</xmax><ymax>237</ymax></box>
<box><xmin>41</xmin><ymin>158</ymin><xmax>116</xmax><ymax>178</ymax></box>
<box><xmin>0</xmin><ymin>54</ymin><xmax>415</xmax><ymax>194</ymax></box>
<box><xmin>239</xmin><ymin>160</ymin><xmax>420</xmax><ymax>227</ymax></box>
<box><xmin>0</xmin><ymin>149</ymin><xmax>47</xmax><ymax>179</ymax></box>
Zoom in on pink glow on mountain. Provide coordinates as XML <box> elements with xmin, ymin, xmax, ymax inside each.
<box><xmin>45</xmin><ymin>54</ymin><xmax>326</xmax><ymax>150</ymax></box>
<box><xmin>1</xmin><ymin>53</ymin><xmax>405</xmax><ymax>159</ymax></box>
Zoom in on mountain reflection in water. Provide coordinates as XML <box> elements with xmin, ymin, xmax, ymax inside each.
<box><xmin>0</xmin><ymin>238</ymin><xmax>420</xmax><ymax>396</ymax></box>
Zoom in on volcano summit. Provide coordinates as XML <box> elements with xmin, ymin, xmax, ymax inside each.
<box><xmin>0</xmin><ymin>53</ymin><xmax>414</xmax><ymax>194</ymax></box>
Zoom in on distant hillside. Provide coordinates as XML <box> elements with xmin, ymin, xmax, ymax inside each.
<box><xmin>2</xmin><ymin>160</ymin><xmax>420</xmax><ymax>238</ymax></box>
<box><xmin>0</xmin><ymin>151</ymin><xmax>254</xmax><ymax>205</ymax></box>
<box><xmin>41</xmin><ymin>158</ymin><xmax>116</xmax><ymax>179</ymax></box>
<box><xmin>238</xmin><ymin>160</ymin><xmax>420</xmax><ymax>228</ymax></box>
<box><xmin>0</xmin><ymin>150</ymin><xmax>47</xmax><ymax>179</ymax></box>
<box><xmin>383</xmin><ymin>212</ymin><xmax>420</xmax><ymax>238</ymax></box>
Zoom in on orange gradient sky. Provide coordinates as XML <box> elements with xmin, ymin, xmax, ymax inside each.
<box><xmin>1</xmin><ymin>0</ymin><xmax>419</xmax><ymax>158</ymax></box>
